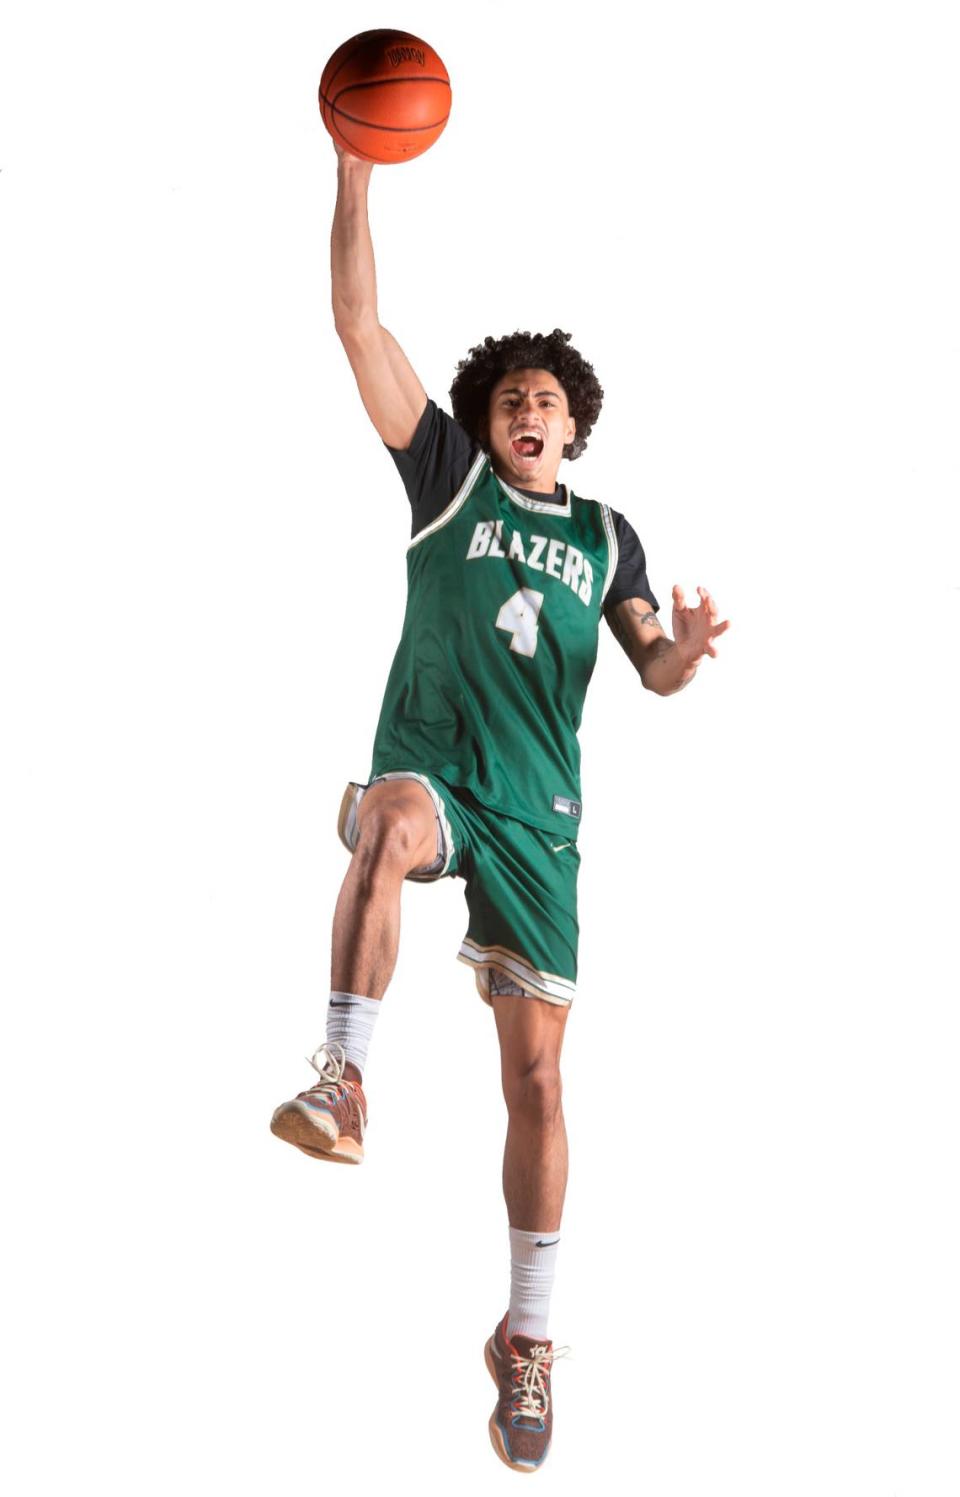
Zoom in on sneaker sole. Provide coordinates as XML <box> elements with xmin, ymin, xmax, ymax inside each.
<box><xmin>484</xmin><ymin>1336</ymin><xmax>543</xmax><ymax>1473</ymax></box>
<box><xmin>270</xmin><ymin>1103</ymin><xmax>364</xmax><ymax>1165</ymax></box>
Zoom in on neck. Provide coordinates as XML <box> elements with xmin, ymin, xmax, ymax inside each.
<box><xmin>490</xmin><ymin>459</ymin><xmax>561</xmax><ymax>495</ymax></box>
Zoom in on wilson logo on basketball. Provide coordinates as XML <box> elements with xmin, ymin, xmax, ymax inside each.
<box><xmin>386</xmin><ymin>45</ymin><xmax>425</xmax><ymax>67</ymax></box>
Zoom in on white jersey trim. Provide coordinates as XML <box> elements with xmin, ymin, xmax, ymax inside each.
<box><xmin>495</xmin><ymin>473</ymin><xmax>573</xmax><ymax>516</ymax></box>
<box><xmin>600</xmin><ymin>503</ymin><xmax>619</xmax><ymax>604</ymax></box>
<box><xmin>407</xmin><ymin>448</ymin><xmax>487</xmax><ymax>550</ymax></box>
<box><xmin>458</xmin><ymin>936</ymin><xmax>576</xmax><ymax>1005</ymax></box>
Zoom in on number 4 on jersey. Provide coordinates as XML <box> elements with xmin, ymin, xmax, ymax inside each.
<box><xmin>495</xmin><ymin>587</ymin><xmax>545</xmax><ymax>658</ymax></box>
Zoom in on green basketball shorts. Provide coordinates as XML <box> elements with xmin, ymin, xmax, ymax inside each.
<box><xmin>337</xmin><ymin>769</ymin><xmax>579</xmax><ymax>1007</ymax></box>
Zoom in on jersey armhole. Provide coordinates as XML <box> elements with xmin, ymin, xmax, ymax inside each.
<box><xmin>599</xmin><ymin>503</ymin><xmax>620</xmax><ymax>603</ymax></box>
<box><xmin>407</xmin><ymin>449</ymin><xmax>488</xmax><ymax>550</ymax></box>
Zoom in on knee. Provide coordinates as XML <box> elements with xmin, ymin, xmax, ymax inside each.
<box><xmin>353</xmin><ymin>804</ymin><xmax>428</xmax><ymax>884</ymax></box>
<box><xmin>502</xmin><ymin>1055</ymin><xmax>563</xmax><ymax>1123</ymax></box>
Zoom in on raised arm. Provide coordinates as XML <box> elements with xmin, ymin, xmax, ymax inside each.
<box><xmin>331</xmin><ymin>143</ymin><xmax>427</xmax><ymax>450</ymax></box>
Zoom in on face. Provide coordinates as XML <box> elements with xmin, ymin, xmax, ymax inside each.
<box><xmin>485</xmin><ymin>367</ymin><xmax>576</xmax><ymax>493</ymax></box>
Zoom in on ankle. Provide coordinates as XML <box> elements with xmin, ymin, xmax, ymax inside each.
<box><xmin>326</xmin><ymin>991</ymin><xmax>380</xmax><ymax>1082</ymax></box>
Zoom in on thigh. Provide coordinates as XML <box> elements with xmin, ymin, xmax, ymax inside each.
<box><xmin>491</xmin><ymin>986</ymin><xmax>571</xmax><ymax>1079</ymax></box>
<box><xmin>457</xmin><ymin>805</ymin><xmax>580</xmax><ymax>1007</ymax></box>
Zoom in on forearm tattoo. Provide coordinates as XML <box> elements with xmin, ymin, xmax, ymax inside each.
<box><xmin>621</xmin><ymin>600</ymin><xmax>665</xmax><ymax>634</ymax></box>
<box><xmin>608</xmin><ymin>599</ymin><xmax>665</xmax><ymax>662</ymax></box>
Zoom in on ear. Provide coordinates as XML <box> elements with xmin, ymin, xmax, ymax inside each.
<box><xmin>565</xmin><ymin>414</ymin><xmax>576</xmax><ymax>447</ymax></box>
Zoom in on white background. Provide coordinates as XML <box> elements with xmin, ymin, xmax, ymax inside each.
<box><xmin>2</xmin><ymin>2</ymin><xmax>958</xmax><ymax>1492</ymax></box>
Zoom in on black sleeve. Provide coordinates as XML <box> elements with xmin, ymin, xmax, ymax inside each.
<box><xmin>603</xmin><ymin>510</ymin><xmax>660</xmax><ymax>614</ymax></box>
<box><xmin>383</xmin><ymin>397</ymin><xmax>480</xmax><ymax>539</ymax></box>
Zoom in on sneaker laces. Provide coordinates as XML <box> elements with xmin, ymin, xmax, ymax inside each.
<box><xmin>301</xmin><ymin>1041</ymin><xmax>349</xmax><ymax>1101</ymax></box>
<box><xmin>511</xmin><ymin>1341</ymin><xmax>571</xmax><ymax>1421</ymax></box>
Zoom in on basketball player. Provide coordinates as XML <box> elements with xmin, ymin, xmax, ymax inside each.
<box><xmin>271</xmin><ymin>140</ymin><xmax>730</xmax><ymax>1473</ymax></box>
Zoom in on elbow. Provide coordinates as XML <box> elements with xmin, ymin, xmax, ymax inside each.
<box><xmin>637</xmin><ymin>660</ymin><xmax>670</xmax><ymax>695</ymax></box>
<box><xmin>333</xmin><ymin>309</ymin><xmax>380</xmax><ymax>345</ymax></box>
<box><xmin>634</xmin><ymin>653</ymin><xmax>658</xmax><ymax>694</ymax></box>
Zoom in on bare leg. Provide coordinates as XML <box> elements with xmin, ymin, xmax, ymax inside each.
<box><xmin>329</xmin><ymin>779</ymin><xmax>437</xmax><ymax>1081</ymax></box>
<box><xmin>492</xmin><ymin>992</ymin><xmax>571</xmax><ymax>1232</ymax></box>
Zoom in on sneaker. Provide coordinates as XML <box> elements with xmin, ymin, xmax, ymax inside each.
<box><xmin>484</xmin><ymin>1311</ymin><xmax>570</xmax><ymax>1472</ymax></box>
<box><xmin>270</xmin><ymin>1042</ymin><xmax>367</xmax><ymax>1165</ymax></box>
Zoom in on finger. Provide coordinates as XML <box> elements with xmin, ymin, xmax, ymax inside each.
<box><xmin>710</xmin><ymin>618</ymin><xmax>731</xmax><ymax>638</ymax></box>
<box><xmin>673</xmin><ymin>584</ymin><xmax>686</xmax><ymax>610</ymax></box>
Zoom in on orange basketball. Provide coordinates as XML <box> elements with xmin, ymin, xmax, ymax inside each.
<box><xmin>319</xmin><ymin>29</ymin><xmax>451</xmax><ymax>165</ymax></box>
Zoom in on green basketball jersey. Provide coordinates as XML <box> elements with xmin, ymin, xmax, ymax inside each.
<box><xmin>369</xmin><ymin>449</ymin><xmax>620</xmax><ymax>839</ymax></box>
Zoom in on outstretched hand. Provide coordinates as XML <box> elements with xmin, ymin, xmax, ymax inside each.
<box><xmin>671</xmin><ymin>585</ymin><xmax>731</xmax><ymax>668</ymax></box>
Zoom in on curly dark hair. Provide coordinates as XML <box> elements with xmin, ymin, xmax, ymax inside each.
<box><xmin>449</xmin><ymin>328</ymin><xmax>603</xmax><ymax>462</ymax></box>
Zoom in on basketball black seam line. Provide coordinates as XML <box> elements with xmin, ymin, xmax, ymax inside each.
<box><xmin>319</xmin><ymin>78</ymin><xmax>450</xmax><ymax>138</ymax></box>
<box><xmin>326</xmin><ymin>112</ymin><xmax>362</xmax><ymax>157</ymax></box>
<box><xmin>324</xmin><ymin>102</ymin><xmax>381</xmax><ymax>160</ymax></box>
<box><xmin>320</xmin><ymin>43</ymin><xmax>368</xmax><ymax>127</ymax></box>
<box><xmin>320</xmin><ymin>31</ymin><xmax>382</xmax><ymax>133</ymax></box>
<box><xmin>325</xmin><ymin>103</ymin><xmax>451</xmax><ymax>135</ymax></box>
<box><xmin>319</xmin><ymin>86</ymin><xmax>450</xmax><ymax>135</ymax></box>
<box><xmin>328</xmin><ymin>75</ymin><xmax>450</xmax><ymax>109</ymax></box>
<box><xmin>322</xmin><ymin>31</ymin><xmax>390</xmax><ymax>101</ymax></box>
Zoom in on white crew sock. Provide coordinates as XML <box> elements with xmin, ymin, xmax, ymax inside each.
<box><xmin>325</xmin><ymin>991</ymin><xmax>381</xmax><ymax>1080</ymax></box>
<box><xmin>508</xmin><ymin>1227</ymin><xmax>560</xmax><ymax>1340</ymax></box>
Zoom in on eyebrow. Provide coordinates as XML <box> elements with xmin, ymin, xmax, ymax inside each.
<box><xmin>497</xmin><ymin>387</ymin><xmax>561</xmax><ymax>399</ymax></box>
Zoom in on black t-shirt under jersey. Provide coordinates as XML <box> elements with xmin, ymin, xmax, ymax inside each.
<box><xmin>384</xmin><ymin>398</ymin><xmax>660</xmax><ymax>616</ymax></box>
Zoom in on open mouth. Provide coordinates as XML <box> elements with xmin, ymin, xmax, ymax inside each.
<box><xmin>510</xmin><ymin>433</ymin><xmax>545</xmax><ymax>464</ymax></box>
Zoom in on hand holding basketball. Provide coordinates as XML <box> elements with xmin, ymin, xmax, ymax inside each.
<box><xmin>329</xmin><ymin>135</ymin><xmax>372</xmax><ymax>171</ymax></box>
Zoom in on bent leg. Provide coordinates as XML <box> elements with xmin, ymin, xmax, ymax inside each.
<box><xmin>330</xmin><ymin>779</ymin><xmax>437</xmax><ymax>1078</ymax></box>
<box><xmin>331</xmin><ymin>777</ymin><xmax>437</xmax><ymax>996</ymax></box>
